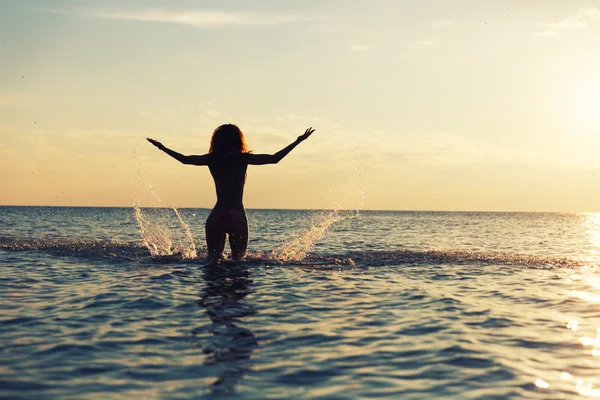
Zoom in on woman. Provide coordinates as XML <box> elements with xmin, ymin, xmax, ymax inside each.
<box><xmin>147</xmin><ymin>124</ymin><xmax>314</xmax><ymax>262</ymax></box>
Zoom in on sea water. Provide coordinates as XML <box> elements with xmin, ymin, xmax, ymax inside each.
<box><xmin>2</xmin><ymin>206</ymin><xmax>600</xmax><ymax>399</ymax></box>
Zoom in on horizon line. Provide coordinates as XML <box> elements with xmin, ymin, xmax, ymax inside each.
<box><xmin>0</xmin><ymin>205</ymin><xmax>596</xmax><ymax>214</ymax></box>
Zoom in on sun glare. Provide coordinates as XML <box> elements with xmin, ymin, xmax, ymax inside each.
<box><xmin>582</xmin><ymin>213</ymin><xmax>600</xmax><ymax>261</ymax></box>
<box><xmin>566</xmin><ymin>75</ymin><xmax>600</xmax><ymax>136</ymax></box>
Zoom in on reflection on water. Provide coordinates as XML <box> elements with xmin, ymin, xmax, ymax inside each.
<box><xmin>9</xmin><ymin>208</ymin><xmax>600</xmax><ymax>398</ymax></box>
<box><xmin>196</xmin><ymin>264</ymin><xmax>258</xmax><ymax>396</ymax></box>
<box><xmin>583</xmin><ymin>213</ymin><xmax>600</xmax><ymax>261</ymax></box>
<box><xmin>565</xmin><ymin>262</ymin><xmax>600</xmax><ymax>397</ymax></box>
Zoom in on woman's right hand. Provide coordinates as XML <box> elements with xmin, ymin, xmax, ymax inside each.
<box><xmin>297</xmin><ymin>127</ymin><xmax>315</xmax><ymax>142</ymax></box>
<box><xmin>147</xmin><ymin>138</ymin><xmax>164</xmax><ymax>150</ymax></box>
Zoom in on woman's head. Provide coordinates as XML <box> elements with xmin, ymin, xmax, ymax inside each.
<box><xmin>209</xmin><ymin>124</ymin><xmax>250</xmax><ymax>155</ymax></box>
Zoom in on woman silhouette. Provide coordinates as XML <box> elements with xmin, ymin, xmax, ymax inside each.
<box><xmin>147</xmin><ymin>124</ymin><xmax>314</xmax><ymax>262</ymax></box>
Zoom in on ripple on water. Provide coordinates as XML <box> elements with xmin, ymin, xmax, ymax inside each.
<box><xmin>2</xmin><ymin>250</ymin><xmax>600</xmax><ymax>398</ymax></box>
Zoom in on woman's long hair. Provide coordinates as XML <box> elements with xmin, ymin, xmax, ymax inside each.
<box><xmin>209</xmin><ymin>124</ymin><xmax>250</xmax><ymax>156</ymax></box>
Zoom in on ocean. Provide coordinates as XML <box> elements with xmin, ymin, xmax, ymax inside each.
<box><xmin>2</xmin><ymin>206</ymin><xmax>600</xmax><ymax>399</ymax></box>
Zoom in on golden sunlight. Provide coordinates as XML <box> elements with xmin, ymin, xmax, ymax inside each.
<box><xmin>580</xmin><ymin>213</ymin><xmax>600</xmax><ymax>261</ymax></box>
<box><xmin>566</xmin><ymin>75</ymin><xmax>600</xmax><ymax>135</ymax></box>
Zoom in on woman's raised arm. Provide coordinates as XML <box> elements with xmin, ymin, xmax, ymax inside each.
<box><xmin>146</xmin><ymin>138</ymin><xmax>210</xmax><ymax>166</ymax></box>
<box><xmin>246</xmin><ymin>127</ymin><xmax>315</xmax><ymax>165</ymax></box>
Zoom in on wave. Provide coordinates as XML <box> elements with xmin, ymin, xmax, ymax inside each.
<box><xmin>0</xmin><ymin>237</ymin><xmax>149</xmax><ymax>261</ymax></box>
<box><xmin>0</xmin><ymin>237</ymin><xmax>594</xmax><ymax>269</ymax></box>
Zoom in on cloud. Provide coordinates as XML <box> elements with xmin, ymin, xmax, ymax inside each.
<box><xmin>47</xmin><ymin>8</ymin><xmax>325</xmax><ymax>28</ymax></box>
<box><xmin>400</xmin><ymin>132</ymin><xmax>490</xmax><ymax>166</ymax></box>
<box><xmin>350</xmin><ymin>44</ymin><xmax>370</xmax><ymax>51</ymax></box>
<box><xmin>533</xmin><ymin>29</ymin><xmax>559</xmax><ymax>37</ymax></box>
<box><xmin>534</xmin><ymin>7</ymin><xmax>599</xmax><ymax>37</ymax></box>
<box><xmin>431</xmin><ymin>20</ymin><xmax>456</xmax><ymax>29</ymax></box>
<box><xmin>287</xmin><ymin>113</ymin><xmax>324</xmax><ymax>122</ymax></box>
<box><xmin>411</xmin><ymin>40</ymin><xmax>435</xmax><ymax>47</ymax></box>
<box><xmin>585</xmin><ymin>7</ymin><xmax>600</xmax><ymax>20</ymax></box>
<box><xmin>198</xmin><ymin>102</ymin><xmax>219</xmax><ymax>118</ymax></box>
<box><xmin>356</xmin><ymin>131</ymin><xmax>600</xmax><ymax>171</ymax></box>
<box><xmin>194</xmin><ymin>102</ymin><xmax>220</xmax><ymax>125</ymax></box>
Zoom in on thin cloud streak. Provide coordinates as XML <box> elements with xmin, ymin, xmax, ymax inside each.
<box><xmin>358</xmin><ymin>131</ymin><xmax>600</xmax><ymax>170</ymax></box>
<box><xmin>411</xmin><ymin>40</ymin><xmax>435</xmax><ymax>47</ymax></box>
<box><xmin>431</xmin><ymin>20</ymin><xmax>456</xmax><ymax>29</ymax></box>
<box><xmin>534</xmin><ymin>7</ymin><xmax>599</xmax><ymax>37</ymax></box>
<box><xmin>47</xmin><ymin>8</ymin><xmax>327</xmax><ymax>28</ymax></box>
<box><xmin>350</xmin><ymin>45</ymin><xmax>370</xmax><ymax>51</ymax></box>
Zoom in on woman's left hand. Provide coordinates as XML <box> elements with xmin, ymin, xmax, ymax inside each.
<box><xmin>298</xmin><ymin>127</ymin><xmax>315</xmax><ymax>142</ymax></box>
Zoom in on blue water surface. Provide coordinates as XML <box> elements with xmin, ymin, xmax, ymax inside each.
<box><xmin>2</xmin><ymin>207</ymin><xmax>600</xmax><ymax>399</ymax></box>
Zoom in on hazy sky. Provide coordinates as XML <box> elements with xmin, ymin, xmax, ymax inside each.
<box><xmin>1</xmin><ymin>0</ymin><xmax>599</xmax><ymax>211</ymax></box>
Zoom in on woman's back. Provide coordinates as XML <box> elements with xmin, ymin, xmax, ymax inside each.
<box><xmin>208</xmin><ymin>154</ymin><xmax>248</xmax><ymax>210</ymax></box>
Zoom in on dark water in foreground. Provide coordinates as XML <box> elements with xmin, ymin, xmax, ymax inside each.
<box><xmin>3</xmin><ymin>207</ymin><xmax>600</xmax><ymax>399</ymax></box>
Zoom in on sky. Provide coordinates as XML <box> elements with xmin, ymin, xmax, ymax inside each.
<box><xmin>1</xmin><ymin>0</ymin><xmax>599</xmax><ymax>211</ymax></box>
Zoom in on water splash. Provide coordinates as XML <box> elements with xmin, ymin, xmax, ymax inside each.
<box><xmin>133</xmin><ymin>201</ymin><xmax>171</xmax><ymax>257</ymax></box>
<box><xmin>271</xmin><ymin>122</ymin><xmax>367</xmax><ymax>262</ymax></box>
<box><xmin>271</xmin><ymin>210</ymin><xmax>358</xmax><ymax>262</ymax></box>
<box><xmin>172</xmin><ymin>207</ymin><xmax>197</xmax><ymax>257</ymax></box>
<box><xmin>130</xmin><ymin>121</ymin><xmax>368</xmax><ymax>261</ymax></box>
<box><xmin>132</xmin><ymin>146</ymin><xmax>197</xmax><ymax>259</ymax></box>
